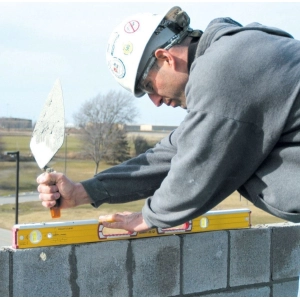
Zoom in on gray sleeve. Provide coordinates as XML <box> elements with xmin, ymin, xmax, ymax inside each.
<box><xmin>142</xmin><ymin>111</ymin><xmax>265</xmax><ymax>228</ymax></box>
<box><xmin>80</xmin><ymin>130</ymin><xmax>178</xmax><ymax>207</ymax></box>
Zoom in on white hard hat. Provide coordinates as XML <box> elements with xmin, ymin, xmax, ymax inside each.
<box><xmin>106</xmin><ymin>6</ymin><xmax>192</xmax><ymax>97</ymax></box>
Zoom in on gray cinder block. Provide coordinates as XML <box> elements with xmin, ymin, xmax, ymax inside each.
<box><xmin>229</xmin><ymin>228</ymin><xmax>271</xmax><ymax>286</ymax></box>
<box><xmin>203</xmin><ymin>286</ymin><xmax>270</xmax><ymax>297</ymax></box>
<box><xmin>0</xmin><ymin>249</ymin><xmax>10</xmax><ymax>297</ymax></box>
<box><xmin>131</xmin><ymin>235</ymin><xmax>180</xmax><ymax>297</ymax></box>
<box><xmin>273</xmin><ymin>279</ymin><xmax>299</xmax><ymax>297</ymax></box>
<box><xmin>272</xmin><ymin>225</ymin><xmax>300</xmax><ymax>280</ymax></box>
<box><xmin>182</xmin><ymin>231</ymin><xmax>228</xmax><ymax>294</ymax></box>
<box><xmin>75</xmin><ymin>240</ymin><xmax>130</xmax><ymax>296</ymax></box>
<box><xmin>12</xmin><ymin>246</ymin><xmax>73</xmax><ymax>297</ymax></box>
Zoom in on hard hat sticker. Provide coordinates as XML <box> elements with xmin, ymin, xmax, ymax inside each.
<box><xmin>123</xmin><ymin>41</ymin><xmax>133</xmax><ymax>55</ymax></box>
<box><xmin>109</xmin><ymin>58</ymin><xmax>126</xmax><ymax>78</ymax></box>
<box><xmin>107</xmin><ymin>32</ymin><xmax>119</xmax><ymax>57</ymax></box>
<box><xmin>124</xmin><ymin>20</ymin><xmax>140</xmax><ymax>33</ymax></box>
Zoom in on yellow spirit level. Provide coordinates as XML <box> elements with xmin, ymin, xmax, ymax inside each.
<box><xmin>12</xmin><ymin>208</ymin><xmax>251</xmax><ymax>249</ymax></box>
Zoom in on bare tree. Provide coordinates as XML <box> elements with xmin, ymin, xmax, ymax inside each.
<box><xmin>73</xmin><ymin>90</ymin><xmax>138</xmax><ymax>174</ymax></box>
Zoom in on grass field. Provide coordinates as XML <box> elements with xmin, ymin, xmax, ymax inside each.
<box><xmin>0</xmin><ymin>131</ymin><xmax>163</xmax><ymax>196</ymax></box>
<box><xmin>0</xmin><ymin>132</ymin><xmax>123</xmax><ymax>196</ymax></box>
<box><xmin>0</xmin><ymin>130</ymin><xmax>286</xmax><ymax>231</ymax></box>
<box><xmin>1</xmin><ymin>131</ymin><xmax>84</xmax><ymax>158</ymax></box>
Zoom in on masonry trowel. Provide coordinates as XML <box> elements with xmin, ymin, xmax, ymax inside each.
<box><xmin>30</xmin><ymin>79</ymin><xmax>65</xmax><ymax>218</ymax></box>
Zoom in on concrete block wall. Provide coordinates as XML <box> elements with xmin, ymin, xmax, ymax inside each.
<box><xmin>1</xmin><ymin>222</ymin><xmax>300</xmax><ymax>297</ymax></box>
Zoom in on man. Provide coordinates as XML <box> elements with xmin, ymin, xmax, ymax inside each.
<box><xmin>37</xmin><ymin>6</ymin><xmax>300</xmax><ymax>232</ymax></box>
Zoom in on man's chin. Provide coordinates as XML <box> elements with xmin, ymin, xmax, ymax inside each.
<box><xmin>171</xmin><ymin>102</ymin><xmax>185</xmax><ymax>109</ymax></box>
<box><xmin>170</xmin><ymin>99</ymin><xmax>186</xmax><ymax>109</ymax></box>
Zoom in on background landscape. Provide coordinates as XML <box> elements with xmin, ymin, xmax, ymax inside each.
<box><xmin>0</xmin><ymin>128</ymin><xmax>285</xmax><ymax>231</ymax></box>
<box><xmin>1</xmin><ymin>1</ymin><xmax>298</xmax><ymax>231</ymax></box>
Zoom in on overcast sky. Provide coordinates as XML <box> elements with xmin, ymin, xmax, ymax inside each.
<box><xmin>1</xmin><ymin>1</ymin><xmax>300</xmax><ymax>126</ymax></box>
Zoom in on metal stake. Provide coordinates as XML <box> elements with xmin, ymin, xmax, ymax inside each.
<box><xmin>7</xmin><ymin>151</ymin><xmax>20</xmax><ymax>224</ymax></box>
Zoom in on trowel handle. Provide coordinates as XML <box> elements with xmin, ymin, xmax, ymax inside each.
<box><xmin>45</xmin><ymin>167</ymin><xmax>61</xmax><ymax>219</ymax></box>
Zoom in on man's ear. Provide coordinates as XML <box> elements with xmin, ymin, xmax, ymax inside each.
<box><xmin>154</xmin><ymin>49</ymin><xmax>174</xmax><ymax>67</ymax></box>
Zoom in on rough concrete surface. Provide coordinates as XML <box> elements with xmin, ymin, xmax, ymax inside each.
<box><xmin>272</xmin><ymin>225</ymin><xmax>300</xmax><ymax>280</ymax></box>
<box><xmin>229</xmin><ymin>228</ymin><xmax>271</xmax><ymax>287</ymax></box>
<box><xmin>131</xmin><ymin>235</ymin><xmax>181</xmax><ymax>297</ymax></box>
<box><xmin>0</xmin><ymin>250</ymin><xmax>10</xmax><ymax>297</ymax></box>
<box><xmin>75</xmin><ymin>241</ymin><xmax>130</xmax><ymax>296</ymax></box>
<box><xmin>182</xmin><ymin>231</ymin><xmax>228</xmax><ymax>294</ymax></box>
<box><xmin>12</xmin><ymin>246</ymin><xmax>73</xmax><ymax>297</ymax></box>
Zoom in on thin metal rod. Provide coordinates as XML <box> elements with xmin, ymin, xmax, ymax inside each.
<box><xmin>15</xmin><ymin>151</ymin><xmax>19</xmax><ymax>224</ymax></box>
<box><xmin>7</xmin><ymin>151</ymin><xmax>20</xmax><ymax>224</ymax></box>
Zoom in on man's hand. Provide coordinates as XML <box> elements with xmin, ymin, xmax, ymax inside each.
<box><xmin>37</xmin><ymin>172</ymin><xmax>92</xmax><ymax>209</ymax></box>
<box><xmin>99</xmin><ymin>211</ymin><xmax>150</xmax><ymax>232</ymax></box>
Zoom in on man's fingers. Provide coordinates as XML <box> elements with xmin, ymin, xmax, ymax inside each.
<box><xmin>37</xmin><ymin>172</ymin><xmax>51</xmax><ymax>184</ymax></box>
<box><xmin>99</xmin><ymin>212</ymin><xmax>149</xmax><ymax>232</ymax></box>
<box><xmin>37</xmin><ymin>184</ymin><xmax>59</xmax><ymax>194</ymax></box>
<box><xmin>37</xmin><ymin>172</ymin><xmax>61</xmax><ymax>207</ymax></box>
<box><xmin>41</xmin><ymin>199</ymin><xmax>58</xmax><ymax>208</ymax></box>
<box><xmin>98</xmin><ymin>211</ymin><xmax>134</xmax><ymax>224</ymax></box>
<box><xmin>99</xmin><ymin>213</ymin><xmax>130</xmax><ymax>231</ymax></box>
<box><xmin>37</xmin><ymin>172</ymin><xmax>61</xmax><ymax>185</ymax></box>
<box><xmin>99</xmin><ymin>213</ymin><xmax>122</xmax><ymax>223</ymax></box>
<box><xmin>120</xmin><ymin>211</ymin><xmax>132</xmax><ymax>216</ymax></box>
<box><xmin>102</xmin><ymin>221</ymin><xmax>125</xmax><ymax>229</ymax></box>
<box><xmin>39</xmin><ymin>191</ymin><xmax>60</xmax><ymax>201</ymax></box>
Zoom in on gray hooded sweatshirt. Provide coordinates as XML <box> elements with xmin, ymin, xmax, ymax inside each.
<box><xmin>81</xmin><ymin>18</ymin><xmax>300</xmax><ymax>228</ymax></box>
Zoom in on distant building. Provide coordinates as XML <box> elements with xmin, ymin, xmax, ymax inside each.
<box><xmin>0</xmin><ymin>117</ymin><xmax>32</xmax><ymax>129</ymax></box>
<box><xmin>125</xmin><ymin>124</ymin><xmax>177</xmax><ymax>132</ymax></box>
<box><xmin>140</xmin><ymin>124</ymin><xmax>153</xmax><ymax>132</ymax></box>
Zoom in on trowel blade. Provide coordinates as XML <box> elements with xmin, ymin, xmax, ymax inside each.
<box><xmin>30</xmin><ymin>79</ymin><xmax>65</xmax><ymax>170</ymax></box>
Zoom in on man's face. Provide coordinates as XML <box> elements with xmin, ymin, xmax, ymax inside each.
<box><xmin>139</xmin><ymin>59</ymin><xmax>188</xmax><ymax>109</ymax></box>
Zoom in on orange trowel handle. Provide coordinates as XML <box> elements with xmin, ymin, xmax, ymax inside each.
<box><xmin>45</xmin><ymin>167</ymin><xmax>61</xmax><ymax>219</ymax></box>
<box><xmin>50</xmin><ymin>205</ymin><xmax>61</xmax><ymax>218</ymax></box>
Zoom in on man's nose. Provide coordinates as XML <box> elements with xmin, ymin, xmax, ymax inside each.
<box><xmin>148</xmin><ymin>94</ymin><xmax>163</xmax><ymax>107</ymax></box>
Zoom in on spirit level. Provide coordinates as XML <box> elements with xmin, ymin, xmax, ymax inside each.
<box><xmin>12</xmin><ymin>208</ymin><xmax>251</xmax><ymax>249</ymax></box>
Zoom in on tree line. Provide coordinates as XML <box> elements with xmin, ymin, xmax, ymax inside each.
<box><xmin>73</xmin><ymin>90</ymin><xmax>155</xmax><ymax>174</ymax></box>
<box><xmin>0</xmin><ymin>90</ymin><xmax>157</xmax><ymax>173</ymax></box>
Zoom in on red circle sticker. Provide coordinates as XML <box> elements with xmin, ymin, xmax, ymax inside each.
<box><xmin>124</xmin><ymin>20</ymin><xmax>140</xmax><ymax>33</ymax></box>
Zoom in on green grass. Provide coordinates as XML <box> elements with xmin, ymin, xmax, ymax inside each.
<box><xmin>1</xmin><ymin>133</ymin><xmax>84</xmax><ymax>158</ymax></box>
<box><xmin>1</xmin><ymin>134</ymin><xmax>32</xmax><ymax>156</ymax></box>
<box><xmin>0</xmin><ymin>161</ymin><xmax>40</xmax><ymax>195</ymax></box>
<box><xmin>0</xmin><ymin>159</ymin><xmax>113</xmax><ymax>196</ymax></box>
<box><xmin>0</xmin><ymin>131</ymin><xmax>162</xmax><ymax>196</ymax></box>
<box><xmin>0</xmin><ymin>132</ymin><xmax>116</xmax><ymax>196</ymax></box>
